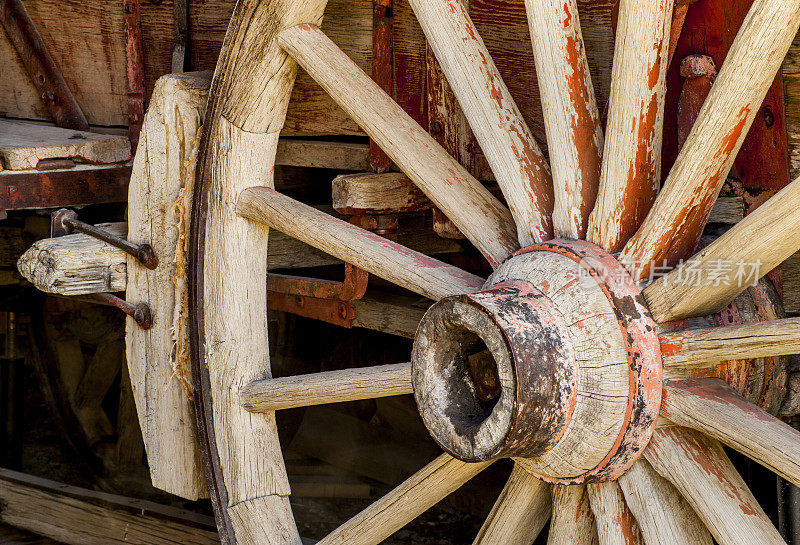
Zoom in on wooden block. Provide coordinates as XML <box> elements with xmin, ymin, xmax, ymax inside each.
<box><xmin>16</xmin><ymin>222</ymin><xmax>128</xmax><ymax>296</ymax></box>
<box><xmin>0</xmin><ymin>119</ymin><xmax>130</xmax><ymax>170</ymax></box>
<box><xmin>332</xmin><ymin>172</ymin><xmax>432</xmax><ymax>214</ymax></box>
<box><xmin>126</xmin><ymin>72</ymin><xmax>209</xmax><ymax>500</ymax></box>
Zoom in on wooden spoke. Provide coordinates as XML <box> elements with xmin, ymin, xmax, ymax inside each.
<box><xmin>526</xmin><ymin>0</ymin><xmax>603</xmax><ymax>239</ymax></box>
<box><xmin>277</xmin><ymin>24</ymin><xmax>519</xmax><ymax>267</ymax></box>
<box><xmin>318</xmin><ymin>454</ymin><xmax>490</xmax><ymax>545</ymax></box>
<box><xmin>587</xmin><ymin>481</ymin><xmax>643</xmax><ymax>545</ymax></box>
<box><xmin>659</xmin><ymin>317</ymin><xmax>800</xmax><ymax>369</ymax></box>
<box><xmin>644</xmin><ymin>175</ymin><xmax>800</xmax><ymax>322</ymax></box>
<box><xmin>645</xmin><ymin>427</ymin><xmax>784</xmax><ymax>545</ymax></box>
<box><xmin>472</xmin><ymin>464</ymin><xmax>551</xmax><ymax>545</ymax></box>
<box><xmin>409</xmin><ymin>0</ymin><xmax>553</xmax><ymax>246</ymax></box>
<box><xmin>620</xmin><ymin>1</ymin><xmax>800</xmax><ymax>280</ymax></box>
<box><xmin>618</xmin><ymin>459</ymin><xmax>713</xmax><ymax>545</ymax></box>
<box><xmin>240</xmin><ymin>363</ymin><xmax>412</xmax><ymax>413</ymax></box>
<box><xmin>588</xmin><ymin>0</ymin><xmax>672</xmax><ymax>253</ymax></box>
<box><xmin>661</xmin><ymin>378</ymin><xmax>800</xmax><ymax>488</ymax></box>
<box><xmin>237</xmin><ymin>187</ymin><xmax>484</xmax><ymax>300</ymax></box>
<box><xmin>548</xmin><ymin>484</ymin><xmax>598</xmax><ymax>545</ymax></box>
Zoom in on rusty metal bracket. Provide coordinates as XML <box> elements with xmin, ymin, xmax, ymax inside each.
<box><xmin>267</xmin><ymin>263</ymin><xmax>368</xmax><ymax>328</ymax></box>
<box><xmin>51</xmin><ymin>208</ymin><xmax>159</xmax><ymax>269</ymax></box>
<box><xmin>123</xmin><ymin>0</ymin><xmax>146</xmax><ymax>150</ymax></box>
<box><xmin>0</xmin><ymin>0</ymin><xmax>89</xmax><ymax>130</ymax></box>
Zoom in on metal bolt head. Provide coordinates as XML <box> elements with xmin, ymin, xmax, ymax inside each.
<box><xmin>137</xmin><ymin>243</ymin><xmax>160</xmax><ymax>270</ymax></box>
<box><xmin>133</xmin><ymin>302</ymin><xmax>153</xmax><ymax>330</ymax></box>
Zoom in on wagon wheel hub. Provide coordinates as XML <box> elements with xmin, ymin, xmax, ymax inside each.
<box><xmin>412</xmin><ymin>239</ymin><xmax>662</xmax><ymax>483</ymax></box>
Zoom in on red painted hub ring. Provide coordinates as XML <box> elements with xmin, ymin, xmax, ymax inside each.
<box><xmin>517</xmin><ymin>239</ymin><xmax>663</xmax><ymax>483</ymax></box>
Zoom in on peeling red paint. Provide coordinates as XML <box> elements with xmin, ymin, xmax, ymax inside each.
<box><xmin>562</xmin><ymin>20</ymin><xmax>602</xmax><ymax>238</ymax></box>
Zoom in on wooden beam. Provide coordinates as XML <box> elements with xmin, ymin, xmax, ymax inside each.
<box><xmin>526</xmin><ymin>0</ymin><xmax>603</xmax><ymax>239</ymax></box>
<box><xmin>240</xmin><ymin>362</ymin><xmax>412</xmax><ymax>413</ymax></box>
<box><xmin>125</xmin><ymin>71</ymin><xmax>208</xmax><ymax>500</ymax></box>
<box><xmin>0</xmin><ymin>467</ymin><xmax>219</xmax><ymax>545</ymax></box>
<box><xmin>408</xmin><ymin>0</ymin><xmax>554</xmax><ymax>246</ymax></box>
<box><xmin>618</xmin><ymin>459</ymin><xmax>713</xmax><ymax>545</ymax></box>
<box><xmin>277</xmin><ymin>23</ymin><xmax>519</xmax><ymax>267</ymax></box>
<box><xmin>661</xmin><ymin>378</ymin><xmax>800</xmax><ymax>488</ymax></box>
<box><xmin>276</xmin><ymin>139</ymin><xmax>370</xmax><ymax>171</ymax></box>
<box><xmin>0</xmin><ymin>119</ymin><xmax>130</xmax><ymax>170</ymax></box>
<box><xmin>472</xmin><ymin>464</ymin><xmax>551</xmax><ymax>545</ymax></box>
<box><xmin>317</xmin><ymin>454</ymin><xmax>490</xmax><ymax>545</ymax></box>
<box><xmin>645</xmin><ymin>175</ymin><xmax>800</xmax><ymax>322</ymax></box>
<box><xmin>645</xmin><ymin>427</ymin><xmax>783</xmax><ymax>545</ymax></box>
<box><xmin>17</xmin><ymin>222</ymin><xmax>128</xmax><ymax>296</ymax></box>
<box><xmin>659</xmin><ymin>317</ymin><xmax>800</xmax><ymax>369</ymax></box>
<box><xmin>588</xmin><ymin>0</ymin><xmax>672</xmax><ymax>253</ymax></box>
<box><xmin>620</xmin><ymin>0</ymin><xmax>800</xmax><ymax>280</ymax></box>
<box><xmin>238</xmin><ymin>187</ymin><xmax>484</xmax><ymax>300</ymax></box>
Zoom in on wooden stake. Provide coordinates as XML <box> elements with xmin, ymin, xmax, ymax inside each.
<box><xmin>317</xmin><ymin>454</ymin><xmax>490</xmax><ymax>545</ymax></box>
<box><xmin>661</xmin><ymin>378</ymin><xmax>800</xmax><ymax>488</ymax></box>
<box><xmin>618</xmin><ymin>459</ymin><xmax>713</xmax><ymax>545</ymax></box>
<box><xmin>588</xmin><ymin>0</ymin><xmax>673</xmax><ymax>253</ymax></box>
<box><xmin>645</xmin><ymin>427</ymin><xmax>784</xmax><ymax>545</ymax></box>
<box><xmin>548</xmin><ymin>484</ymin><xmax>598</xmax><ymax>545</ymax></box>
<box><xmin>238</xmin><ymin>187</ymin><xmax>485</xmax><ymax>300</ymax></box>
<box><xmin>526</xmin><ymin>0</ymin><xmax>603</xmax><ymax>239</ymax></box>
<box><xmin>587</xmin><ymin>481</ymin><xmax>644</xmax><ymax>545</ymax></box>
<box><xmin>240</xmin><ymin>363</ymin><xmax>412</xmax><ymax>413</ymax></box>
<box><xmin>645</xmin><ymin>175</ymin><xmax>800</xmax><ymax>322</ymax></box>
<box><xmin>409</xmin><ymin>0</ymin><xmax>554</xmax><ymax>246</ymax></box>
<box><xmin>473</xmin><ymin>464</ymin><xmax>551</xmax><ymax>545</ymax></box>
<box><xmin>659</xmin><ymin>317</ymin><xmax>800</xmax><ymax>369</ymax></box>
<box><xmin>620</xmin><ymin>0</ymin><xmax>800</xmax><ymax>280</ymax></box>
<box><xmin>277</xmin><ymin>23</ymin><xmax>519</xmax><ymax>267</ymax></box>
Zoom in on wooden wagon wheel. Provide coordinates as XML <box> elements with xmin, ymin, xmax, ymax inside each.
<box><xmin>188</xmin><ymin>0</ymin><xmax>800</xmax><ymax>543</ymax></box>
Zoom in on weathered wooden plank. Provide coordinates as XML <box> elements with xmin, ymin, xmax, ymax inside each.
<box><xmin>0</xmin><ymin>468</ymin><xmax>220</xmax><ymax>545</ymax></box>
<box><xmin>0</xmin><ymin>0</ymin><xmax>615</xmax><ymax>140</ymax></box>
<box><xmin>17</xmin><ymin>223</ymin><xmax>129</xmax><ymax>296</ymax></box>
<box><xmin>0</xmin><ymin>119</ymin><xmax>130</xmax><ymax>170</ymax></box>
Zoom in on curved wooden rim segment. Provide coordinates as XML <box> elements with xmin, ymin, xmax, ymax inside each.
<box><xmin>187</xmin><ymin>1</ymin><xmax>330</xmax><ymax>543</ymax></box>
<box><xmin>518</xmin><ymin>239</ymin><xmax>662</xmax><ymax>482</ymax></box>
